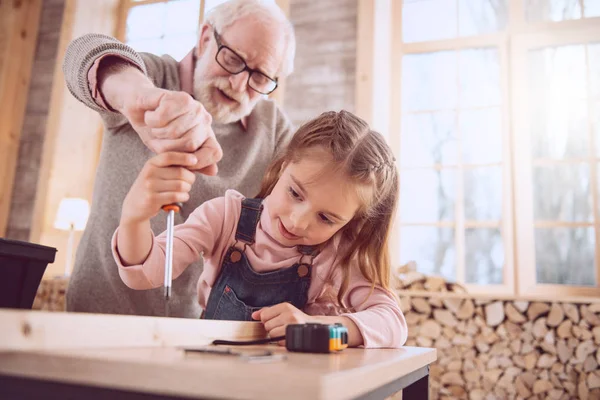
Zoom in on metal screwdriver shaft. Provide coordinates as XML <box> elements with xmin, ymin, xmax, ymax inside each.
<box><xmin>162</xmin><ymin>202</ymin><xmax>182</xmax><ymax>317</ymax></box>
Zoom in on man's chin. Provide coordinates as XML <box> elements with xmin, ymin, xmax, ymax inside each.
<box><xmin>209</xmin><ymin>102</ymin><xmax>254</xmax><ymax>124</ymax></box>
<box><xmin>209</xmin><ymin>106</ymin><xmax>244</xmax><ymax>124</ymax></box>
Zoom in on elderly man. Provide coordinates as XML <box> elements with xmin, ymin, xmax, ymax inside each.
<box><xmin>63</xmin><ymin>0</ymin><xmax>296</xmax><ymax>317</ymax></box>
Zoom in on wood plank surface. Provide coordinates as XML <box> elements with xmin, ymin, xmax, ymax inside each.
<box><xmin>0</xmin><ymin>309</ymin><xmax>266</xmax><ymax>351</ymax></box>
<box><xmin>0</xmin><ymin>345</ymin><xmax>436</xmax><ymax>400</ymax></box>
<box><xmin>0</xmin><ymin>309</ymin><xmax>437</xmax><ymax>399</ymax></box>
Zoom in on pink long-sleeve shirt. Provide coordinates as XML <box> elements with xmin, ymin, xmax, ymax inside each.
<box><xmin>112</xmin><ymin>190</ymin><xmax>408</xmax><ymax>348</ymax></box>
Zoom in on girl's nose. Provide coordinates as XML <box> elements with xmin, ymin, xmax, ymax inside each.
<box><xmin>290</xmin><ymin>210</ymin><xmax>309</xmax><ymax>232</ymax></box>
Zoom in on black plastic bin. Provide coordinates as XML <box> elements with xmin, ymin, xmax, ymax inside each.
<box><xmin>0</xmin><ymin>238</ymin><xmax>57</xmax><ymax>309</ymax></box>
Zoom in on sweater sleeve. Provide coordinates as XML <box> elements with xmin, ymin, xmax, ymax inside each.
<box><xmin>340</xmin><ymin>266</ymin><xmax>408</xmax><ymax>349</ymax></box>
<box><xmin>112</xmin><ymin>195</ymin><xmax>229</xmax><ymax>290</ymax></box>
<box><xmin>62</xmin><ymin>33</ymin><xmax>148</xmax><ymax>128</ymax></box>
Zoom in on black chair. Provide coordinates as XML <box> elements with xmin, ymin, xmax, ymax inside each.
<box><xmin>0</xmin><ymin>238</ymin><xmax>57</xmax><ymax>309</ymax></box>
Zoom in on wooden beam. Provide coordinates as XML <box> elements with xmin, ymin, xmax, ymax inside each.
<box><xmin>354</xmin><ymin>0</ymin><xmax>375</xmax><ymax>125</ymax></box>
<box><xmin>269</xmin><ymin>0</ymin><xmax>290</xmax><ymax>108</ymax></box>
<box><xmin>0</xmin><ymin>309</ymin><xmax>266</xmax><ymax>351</ymax></box>
<box><xmin>29</xmin><ymin>0</ymin><xmax>75</xmax><ymax>245</ymax></box>
<box><xmin>0</xmin><ymin>0</ymin><xmax>43</xmax><ymax>237</ymax></box>
<box><xmin>29</xmin><ymin>0</ymin><xmax>120</xmax><ymax>277</ymax></box>
<box><xmin>397</xmin><ymin>289</ymin><xmax>600</xmax><ymax>304</ymax></box>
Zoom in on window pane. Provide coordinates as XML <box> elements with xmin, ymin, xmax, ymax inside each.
<box><xmin>585</xmin><ymin>0</ymin><xmax>600</xmax><ymax>17</ymax></box>
<box><xmin>402</xmin><ymin>0</ymin><xmax>457</xmax><ymax>43</ymax></box>
<box><xmin>458</xmin><ymin>0</ymin><xmax>508</xmax><ymax>37</ymax></box>
<box><xmin>165</xmin><ymin>0</ymin><xmax>200</xmax><ymax>35</ymax></box>
<box><xmin>400</xmin><ymin>169</ymin><xmax>456</xmax><ymax>222</ymax></box>
<box><xmin>204</xmin><ymin>0</ymin><xmax>232</xmax><ymax>14</ymax></box>
<box><xmin>529</xmin><ymin>45</ymin><xmax>589</xmax><ymax>159</ymax></box>
<box><xmin>532</xmin><ymin>164</ymin><xmax>592</xmax><ymax>221</ymax></box>
<box><xmin>590</xmin><ymin>44</ymin><xmax>600</xmax><ymax>99</ymax></box>
<box><xmin>465</xmin><ymin>228</ymin><xmax>504</xmax><ymax>284</ymax></box>
<box><xmin>126</xmin><ymin>3</ymin><xmax>166</xmax><ymax>41</ymax></box>
<box><xmin>461</xmin><ymin>108</ymin><xmax>503</xmax><ymax>164</ymax></box>
<box><xmin>127</xmin><ymin>38</ymin><xmax>164</xmax><ymax>56</ymax></box>
<box><xmin>531</xmin><ymin>100</ymin><xmax>589</xmax><ymax>159</ymax></box>
<box><xmin>535</xmin><ymin>228</ymin><xmax>596</xmax><ymax>286</ymax></box>
<box><xmin>400</xmin><ymin>227</ymin><xmax>457</xmax><ymax>281</ymax></box>
<box><xmin>595</xmin><ymin>102</ymin><xmax>600</xmax><ymax>157</ymax></box>
<box><xmin>162</xmin><ymin>34</ymin><xmax>197</xmax><ymax>61</ymax></box>
<box><xmin>401</xmin><ymin>112</ymin><xmax>458</xmax><ymax>167</ymax></box>
<box><xmin>525</xmin><ymin>0</ymin><xmax>582</xmax><ymax>22</ymax></box>
<box><xmin>465</xmin><ymin>166</ymin><xmax>503</xmax><ymax>220</ymax></box>
<box><xmin>402</xmin><ymin>52</ymin><xmax>457</xmax><ymax>112</ymax></box>
<box><xmin>459</xmin><ymin>48</ymin><xmax>501</xmax><ymax>108</ymax></box>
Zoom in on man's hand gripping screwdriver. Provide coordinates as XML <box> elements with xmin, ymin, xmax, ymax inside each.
<box><xmin>163</xmin><ymin>202</ymin><xmax>182</xmax><ymax>317</ymax></box>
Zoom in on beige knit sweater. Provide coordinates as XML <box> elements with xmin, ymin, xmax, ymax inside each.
<box><xmin>63</xmin><ymin>33</ymin><xmax>294</xmax><ymax>317</ymax></box>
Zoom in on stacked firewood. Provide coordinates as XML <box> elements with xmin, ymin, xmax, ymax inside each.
<box><xmin>395</xmin><ymin>261</ymin><xmax>467</xmax><ymax>293</ymax></box>
<box><xmin>401</xmin><ymin>295</ymin><xmax>600</xmax><ymax>399</ymax></box>
<box><xmin>32</xmin><ymin>277</ymin><xmax>69</xmax><ymax>311</ymax></box>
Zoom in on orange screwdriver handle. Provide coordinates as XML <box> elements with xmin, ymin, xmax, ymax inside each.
<box><xmin>162</xmin><ymin>202</ymin><xmax>183</xmax><ymax>213</ymax></box>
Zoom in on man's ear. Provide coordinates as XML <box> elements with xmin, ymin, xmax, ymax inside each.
<box><xmin>197</xmin><ymin>23</ymin><xmax>212</xmax><ymax>57</ymax></box>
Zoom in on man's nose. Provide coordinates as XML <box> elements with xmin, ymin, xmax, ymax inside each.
<box><xmin>229</xmin><ymin>71</ymin><xmax>249</xmax><ymax>93</ymax></box>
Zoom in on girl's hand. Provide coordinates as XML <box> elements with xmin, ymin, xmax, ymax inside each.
<box><xmin>121</xmin><ymin>152</ymin><xmax>198</xmax><ymax>225</ymax></box>
<box><xmin>252</xmin><ymin>303</ymin><xmax>313</xmax><ymax>345</ymax></box>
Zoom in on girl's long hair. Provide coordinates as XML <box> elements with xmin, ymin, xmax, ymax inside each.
<box><xmin>257</xmin><ymin>110</ymin><xmax>399</xmax><ymax>308</ymax></box>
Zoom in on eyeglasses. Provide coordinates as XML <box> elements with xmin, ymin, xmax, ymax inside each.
<box><xmin>213</xmin><ymin>29</ymin><xmax>278</xmax><ymax>95</ymax></box>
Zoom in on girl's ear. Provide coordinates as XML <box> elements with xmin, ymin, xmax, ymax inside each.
<box><xmin>279</xmin><ymin>160</ymin><xmax>289</xmax><ymax>173</ymax></box>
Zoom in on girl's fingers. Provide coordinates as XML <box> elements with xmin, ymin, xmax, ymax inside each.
<box><xmin>150</xmin><ymin>152</ymin><xmax>198</xmax><ymax>168</ymax></box>
<box><xmin>268</xmin><ymin>326</ymin><xmax>286</xmax><ymax>340</ymax></box>
<box><xmin>151</xmin><ymin>165</ymin><xmax>197</xmax><ymax>185</ymax></box>
<box><xmin>257</xmin><ymin>303</ymin><xmax>286</xmax><ymax>323</ymax></box>
<box><xmin>146</xmin><ymin>179</ymin><xmax>192</xmax><ymax>194</ymax></box>
<box><xmin>251</xmin><ymin>309</ymin><xmax>262</xmax><ymax>321</ymax></box>
<box><xmin>263</xmin><ymin>314</ymin><xmax>287</xmax><ymax>333</ymax></box>
<box><xmin>151</xmin><ymin>191</ymin><xmax>190</xmax><ymax>207</ymax></box>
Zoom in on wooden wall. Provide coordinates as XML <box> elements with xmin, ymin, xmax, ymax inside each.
<box><xmin>5</xmin><ymin>0</ymin><xmax>66</xmax><ymax>241</ymax></box>
<box><xmin>0</xmin><ymin>0</ymin><xmax>43</xmax><ymax>238</ymax></box>
<box><xmin>284</xmin><ymin>0</ymin><xmax>358</xmax><ymax>127</ymax></box>
<box><xmin>29</xmin><ymin>0</ymin><xmax>120</xmax><ymax>277</ymax></box>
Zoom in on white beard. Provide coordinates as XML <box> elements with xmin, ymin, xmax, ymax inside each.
<box><xmin>193</xmin><ymin>64</ymin><xmax>259</xmax><ymax>125</ymax></box>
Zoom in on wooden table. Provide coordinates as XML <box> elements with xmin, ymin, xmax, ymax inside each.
<box><xmin>0</xmin><ymin>310</ymin><xmax>436</xmax><ymax>400</ymax></box>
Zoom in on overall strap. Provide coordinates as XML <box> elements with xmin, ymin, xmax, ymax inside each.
<box><xmin>297</xmin><ymin>245</ymin><xmax>318</xmax><ymax>256</ymax></box>
<box><xmin>235</xmin><ymin>197</ymin><xmax>264</xmax><ymax>245</ymax></box>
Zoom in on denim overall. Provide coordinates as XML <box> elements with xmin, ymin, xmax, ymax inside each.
<box><xmin>203</xmin><ymin>198</ymin><xmax>318</xmax><ymax>321</ymax></box>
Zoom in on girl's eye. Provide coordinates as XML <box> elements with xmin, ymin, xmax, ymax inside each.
<box><xmin>288</xmin><ymin>187</ymin><xmax>301</xmax><ymax>200</ymax></box>
<box><xmin>319</xmin><ymin>213</ymin><xmax>333</xmax><ymax>225</ymax></box>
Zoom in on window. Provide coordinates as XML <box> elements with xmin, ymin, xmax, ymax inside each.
<box><xmin>119</xmin><ymin>0</ymin><xmax>277</xmax><ymax>61</ymax></box>
<box><xmin>392</xmin><ymin>0</ymin><xmax>600</xmax><ymax>296</ymax></box>
<box><xmin>120</xmin><ymin>0</ymin><xmax>203</xmax><ymax>61</ymax></box>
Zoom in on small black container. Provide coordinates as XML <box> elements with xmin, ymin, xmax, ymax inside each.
<box><xmin>0</xmin><ymin>238</ymin><xmax>57</xmax><ymax>309</ymax></box>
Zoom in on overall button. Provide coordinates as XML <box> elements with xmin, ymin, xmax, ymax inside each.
<box><xmin>230</xmin><ymin>250</ymin><xmax>242</xmax><ymax>263</ymax></box>
<box><xmin>297</xmin><ymin>264</ymin><xmax>309</xmax><ymax>277</ymax></box>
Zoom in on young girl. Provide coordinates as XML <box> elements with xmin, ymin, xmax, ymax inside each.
<box><xmin>112</xmin><ymin>110</ymin><xmax>408</xmax><ymax>348</ymax></box>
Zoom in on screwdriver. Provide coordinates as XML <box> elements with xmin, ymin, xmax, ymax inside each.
<box><xmin>163</xmin><ymin>202</ymin><xmax>182</xmax><ymax>317</ymax></box>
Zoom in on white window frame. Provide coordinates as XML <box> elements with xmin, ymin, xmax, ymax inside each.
<box><xmin>368</xmin><ymin>0</ymin><xmax>600</xmax><ymax>297</ymax></box>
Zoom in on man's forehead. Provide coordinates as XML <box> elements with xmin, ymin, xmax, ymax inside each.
<box><xmin>220</xmin><ymin>19</ymin><xmax>285</xmax><ymax>74</ymax></box>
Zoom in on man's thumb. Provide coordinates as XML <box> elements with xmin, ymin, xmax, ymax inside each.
<box><xmin>136</xmin><ymin>88</ymin><xmax>165</xmax><ymax>112</ymax></box>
